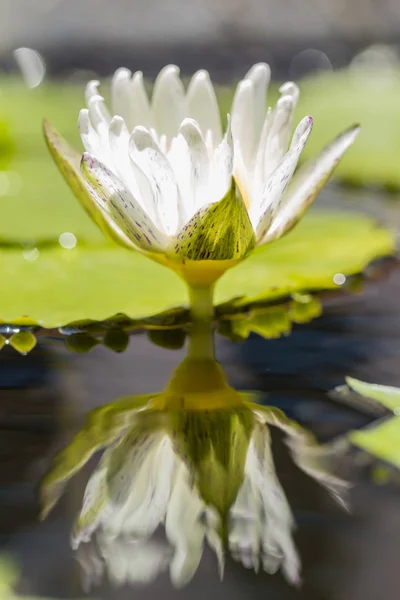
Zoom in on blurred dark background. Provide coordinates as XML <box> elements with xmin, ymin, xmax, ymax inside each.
<box><xmin>1</xmin><ymin>0</ymin><xmax>400</xmax><ymax>78</ymax></box>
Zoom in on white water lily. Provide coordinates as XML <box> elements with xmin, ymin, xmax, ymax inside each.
<box><xmin>44</xmin><ymin>63</ymin><xmax>359</xmax><ymax>286</ymax></box>
<box><xmin>41</xmin><ymin>358</ymin><xmax>347</xmax><ymax>590</ymax></box>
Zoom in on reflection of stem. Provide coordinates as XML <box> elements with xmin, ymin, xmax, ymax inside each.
<box><xmin>187</xmin><ymin>285</ymin><xmax>215</xmax><ymax>360</ymax></box>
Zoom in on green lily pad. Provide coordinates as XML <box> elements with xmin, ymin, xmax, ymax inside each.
<box><xmin>0</xmin><ymin>78</ymin><xmax>82</xmax><ymax>157</ymax></box>
<box><xmin>0</xmin><ymin>157</ymin><xmax>104</xmax><ymax>244</ymax></box>
<box><xmin>0</xmin><ymin>211</ymin><xmax>394</xmax><ymax>328</ymax></box>
<box><xmin>345</xmin><ymin>377</ymin><xmax>400</xmax><ymax>469</ymax></box>
<box><xmin>296</xmin><ymin>69</ymin><xmax>400</xmax><ymax>189</ymax></box>
<box><xmin>350</xmin><ymin>418</ymin><xmax>400</xmax><ymax>469</ymax></box>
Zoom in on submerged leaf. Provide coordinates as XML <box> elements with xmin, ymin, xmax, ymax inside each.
<box><xmin>295</xmin><ymin>69</ymin><xmax>400</xmax><ymax>188</ymax></box>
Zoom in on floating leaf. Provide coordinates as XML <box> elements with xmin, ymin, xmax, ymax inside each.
<box><xmin>345</xmin><ymin>377</ymin><xmax>400</xmax><ymax>469</ymax></box>
<box><xmin>296</xmin><ymin>69</ymin><xmax>400</xmax><ymax>188</ymax></box>
<box><xmin>8</xmin><ymin>330</ymin><xmax>36</xmax><ymax>354</ymax></box>
<box><xmin>350</xmin><ymin>418</ymin><xmax>400</xmax><ymax>469</ymax></box>
<box><xmin>0</xmin><ymin>78</ymin><xmax>82</xmax><ymax>157</ymax></box>
<box><xmin>345</xmin><ymin>377</ymin><xmax>400</xmax><ymax>414</ymax></box>
<box><xmin>0</xmin><ymin>157</ymin><xmax>104</xmax><ymax>244</ymax></box>
<box><xmin>0</xmin><ymin>212</ymin><xmax>394</xmax><ymax>328</ymax></box>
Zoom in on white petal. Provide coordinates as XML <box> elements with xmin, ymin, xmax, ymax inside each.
<box><xmin>262</xmin><ymin>89</ymin><xmax>298</xmax><ymax>180</ymax></box>
<box><xmin>78</xmin><ymin>108</ymin><xmax>107</xmax><ymax>162</ymax></box>
<box><xmin>152</xmin><ymin>65</ymin><xmax>186</xmax><ymax>142</ymax></box>
<box><xmin>130</xmin><ymin>71</ymin><xmax>154</xmax><ymax>130</ymax></box>
<box><xmin>231</xmin><ymin>79</ymin><xmax>255</xmax><ymax>167</ymax></box>
<box><xmin>167</xmin><ymin>134</ymin><xmax>193</xmax><ymax>225</ymax></box>
<box><xmin>87</xmin><ymin>94</ymin><xmax>111</xmax><ymax>145</ymax></box>
<box><xmin>252</xmin><ymin>116</ymin><xmax>313</xmax><ymax>240</ymax></box>
<box><xmin>279</xmin><ymin>81</ymin><xmax>300</xmax><ymax>103</ymax></box>
<box><xmin>109</xmin><ymin>116</ymin><xmax>158</xmax><ymax>226</ymax></box>
<box><xmin>85</xmin><ymin>79</ymin><xmax>100</xmax><ymax>105</ymax></box>
<box><xmin>212</xmin><ymin>115</ymin><xmax>234</xmax><ymax>201</ymax></box>
<box><xmin>204</xmin><ymin>129</ymin><xmax>214</xmax><ymax>156</ymax></box>
<box><xmin>264</xmin><ymin>124</ymin><xmax>361</xmax><ymax>242</ymax></box>
<box><xmin>187</xmin><ymin>70</ymin><xmax>222</xmax><ymax>144</ymax></box>
<box><xmin>130</xmin><ymin>126</ymin><xmax>180</xmax><ymax>235</ymax></box>
<box><xmin>108</xmin><ymin>116</ymin><xmax>136</xmax><ymax>189</ymax></box>
<box><xmin>166</xmin><ymin>463</ymin><xmax>205</xmax><ymax>588</ymax></box>
<box><xmin>179</xmin><ymin>118</ymin><xmax>211</xmax><ymax>214</ymax></box>
<box><xmin>252</xmin><ymin>107</ymin><xmax>273</xmax><ymax>202</ymax></box>
<box><xmin>245</xmin><ymin>63</ymin><xmax>271</xmax><ymax>143</ymax></box>
<box><xmin>81</xmin><ymin>152</ymin><xmax>167</xmax><ymax>251</ymax></box>
<box><xmin>111</xmin><ymin>67</ymin><xmax>132</xmax><ymax>123</ymax></box>
<box><xmin>233</xmin><ymin>140</ymin><xmax>251</xmax><ymax>210</ymax></box>
<box><xmin>129</xmin><ymin>157</ymin><xmax>161</xmax><ymax>227</ymax></box>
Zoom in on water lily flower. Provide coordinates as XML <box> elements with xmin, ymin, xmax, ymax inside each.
<box><xmin>40</xmin><ymin>357</ymin><xmax>347</xmax><ymax>589</ymax></box>
<box><xmin>44</xmin><ymin>64</ymin><xmax>359</xmax><ymax>290</ymax></box>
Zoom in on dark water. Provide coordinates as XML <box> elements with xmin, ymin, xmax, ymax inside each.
<box><xmin>1</xmin><ymin>188</ymin><xmax>400</xmax><ymax>600</ymax></box>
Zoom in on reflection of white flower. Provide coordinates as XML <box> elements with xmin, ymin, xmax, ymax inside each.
<box><xmin>72</xmin><ymin>433</ymin><xmax>220</xmax><ymax>588</ymax></box>
<box><xmin>229</xmin><ymin>424</ymin><xmax>300</xmax><ymax>583</ymax></box>
<box><xmin>45</xmin><ymin>64</ymin><xmax>359</xmax><ymax>273</ymax></box>
<box><xmin>70</xmin><ymin>395</ymin><xmax>346</xmax><ymax>589</ymax></box>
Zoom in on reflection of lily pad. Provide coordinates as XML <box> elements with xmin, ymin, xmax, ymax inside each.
<box><xmin>218</xmin><ymin>294</ymin><xmax>322</xmax><ymax>341</ymax></box>
<box><xmin>344</xmin><ymin>377</ymin><xmax>400</xmax><ymax>469</ymax></box>
<box><xmin>0</xmin><ymin>211</ymin><xmax>394</xmax><ymax>328</ymax></box>
<box><xmin>296</xmin><ymin>69</ymin><xmax>400</xmax><ymax>188</ymax></box>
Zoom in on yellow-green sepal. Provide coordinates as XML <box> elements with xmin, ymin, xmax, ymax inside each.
<box><xmin>43</xmin><ymin>119</ymin><xmax>135</xmax><ymax>249</ymax></box>
<box><xmin>172</xmin><ymin>179</ymin><xmax>256</xmax><ymax>261</ymax></box>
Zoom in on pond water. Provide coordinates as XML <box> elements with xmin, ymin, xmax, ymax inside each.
<box><xmin>1</xmin><ymin>186</ymin><xmax>400</xmax><ymax>600</ymax></box>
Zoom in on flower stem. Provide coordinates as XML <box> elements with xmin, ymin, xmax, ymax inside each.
<box><xmin>187</xmin><ymin>284</ymin><xmax>215</xmax><ymax>360</ymax></box>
